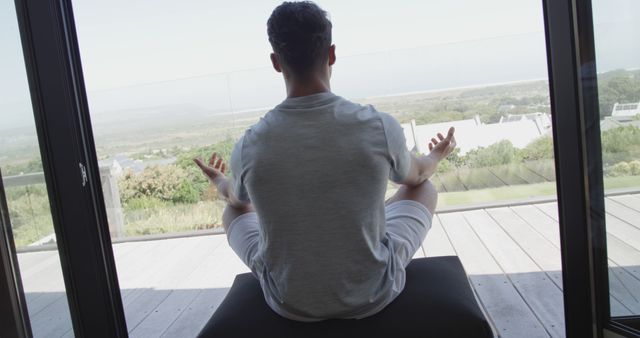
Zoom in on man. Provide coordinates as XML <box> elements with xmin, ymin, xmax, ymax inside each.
<box><xmin>194</xmin><ymin>1</ymin><xmax>456</xmax><ymax>322</ymax></box>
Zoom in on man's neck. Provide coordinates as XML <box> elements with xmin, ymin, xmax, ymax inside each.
<box><xmin>285</xmin><ymin>74</ymin><xmax>331</xmax><ymax>98</ymax></box>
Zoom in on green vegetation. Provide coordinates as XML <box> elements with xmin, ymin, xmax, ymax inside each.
<box><xmin>607</xmin><ymin>160</ymin><xmax>640</xmax><ymax>177</ymax></box>
<box><xmin>598</xmin><ymin>70</ymin><xmax>640</xmax><ymax>118</ymax></box>
<box><xmin>362</xmin><ymin>80</ymin><xmax>551</xmax><ymax>126</ymax></box>
<box><xmin>4</xmin><ymin>184</ymin><xmax>55</xmax><ymax>247</ymax></box>
<box><xmin>436</xmin><ymin>175</ymin><xmax>640</xmax><ymax>208</ymax></box>
<box><xmin>465</xmin><ymin>140</ymin><xmax>524</xmax><ymax>168</ymax></box>
<box><xmin>2</xmin><ymin>158</ymin><xmax>43</xmax><ymax>176</ymax></box>
<box><xmin>3</xmin><ymin>69</ymin><xmax>639</xmax><ymax>245</ymax></box>
<box><xmin>123</xmin><ymin>200</ymin><xmax>224</xmax><ymax>236</ymax></box>
<box><xmin>115</xmin><ymin>137</ymin><xmax>237</xmax><ymax>236</ymax></box>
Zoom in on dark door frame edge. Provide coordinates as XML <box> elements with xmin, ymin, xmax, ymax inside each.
<box><xmin>542</xmin><ymin>0</ymin><xmax>606</xmax><ymax>336</ymax></box>
<box><xmin>13</xmin><ymin>0</ymin><xmax>128</xmax><ymax>336</ymax></box>
<box><xmin>0</xmin><ymin>169</ymin><xmax>32</xmax><ymax>338</ymax></box>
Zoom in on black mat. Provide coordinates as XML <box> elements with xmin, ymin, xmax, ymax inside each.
<box><xmin>198</xmin><ymin>256</ymin><xmax>493</xmax><ymax>338</ymax></box>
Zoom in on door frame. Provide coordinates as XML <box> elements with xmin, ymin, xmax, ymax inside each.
<box><xmin>0</xmin><ymin>169</ymin><xmax>32</xmax><ymax>337</ymax></box>
<box><xmin>11</xmin><ymin>0</ymin><xmax>128</xmax><ymax>336</ymax></box>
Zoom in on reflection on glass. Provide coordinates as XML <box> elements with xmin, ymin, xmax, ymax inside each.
<box><xmin>591</xmin><ymin>0</ymin><xmax>640</xmax><ymax>318</ymax></box>
<box><xmin>0</xmin><ymin>0</ymin><xmax>74</xmax><ymax>336</ymax></box>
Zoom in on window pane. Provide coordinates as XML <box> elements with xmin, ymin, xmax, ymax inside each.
<box><xmin>0</xmin><ymin>0</ymin><xmax>74</xmax><ymax>336</ymax></box>
<box><xmin>591</xmin><ymin>0</ymin><xmax>640</xmax><ymax>318</ymax></box>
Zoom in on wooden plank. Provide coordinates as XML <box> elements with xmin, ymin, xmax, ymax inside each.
<box><xmin>610</xmin><ymin>194</ymin><xmax>640</xmax><ymax>213</ymax></box>
<box><xmin>608</xmin><ymin>264</ymin><xmax>640</xmax><ymax>314</ymax></box>
<box><xmin>512</xmin><ymin>204</ymin><xmax>640</xmax><ymax>311</ymax></box>
<box><xmin>52</xmin><ymin>241</ymin><xmax>172</xmax><ymax>337</ymax></box>
<box><xmin>606</xmin><ymin>197</ymin><xmax>640</xmax><ymax>230</ymax></box>
<box><xmin>160</xmin><ymin>288</ymin><xmax>229</xmax><ymax>338</ymax></box>
<box><xmin>16</xmin><ymin>250</ymin><xmax>55</xmax><ymax>273</ymax></box>
<box><xmin>161</xmin><ymin>238</ymin><xmax>250</xmax><ymax>338</ymax></box>
<box><xmin>438</xmin><ymin>212</ymin><xmax>549</xmax><ymax>338</ymax></box>
<box><xmin>117</xmin><ymin>240</ymin><xmax>179</xmax><ymax>303</ymax></box>
<box><xmin>123</xmin><ymin>237</ymin><xmax>214</xmax><ymax>333</ymax></box>
<box><xmin>129</xmin><ymin>236</ymin><xmax>226</xmax><ymax>338</ymax></box>
<box><xmin>31</xmin><ymin>240</ymin><xmax>161</xmax><ymax>338</ymax></box>
<box><xmin>606</xmin><ymin>214</ymin><xmax>640</xmax><ymax>251</ymax></box>
<box><xmin>534</xmin><ymin>203</ymin><xmax>559</xmax><ymax>221</ymax></box>
<box><xmin>20</xmin><ymin>255</ymin><xmax>68</xmax><ymax>318</ymax></box>
<box><xmin>61</xmin><ymin>328</ymin><xmax>74</xmax><ymax>338</ymax></box>
<box><xmin>29</xmin><ymin>295</ymin><xmax>72</xmax><ymax>338</ymax></box>
<box><xmin>511</xmin><ymin>205</ymin><xmax>561</xmax><ymax>248</ymax></box>
<box><xmin>17</xmin><ymin>252</ymin><xmax>59</xmax><ymax>286</ymax></box>
<box><xmin>423</xmin><ymin>215</ymin><xmax>456</xmax><ymax>257</ymax></box>
<box><xmin>607</xmin><ymin>235</ymin><xmax>640</xmax><ymax>281</ymax></box>
<box><xmin>17</xmin><ymin>251</ymin><xmax>61</xmax><ymax>310</ymax></box>
<box><xmin>534</xmin><ymin>202</ymin><xmax>640</xmax><ymax>315</ymax></box>
<box><xmin>23</xmin><ymin>241</ymin><xmax>144</xmax><ymax>323</ymax></box>
<box><xmin>535</xmin><ymin>201</ymin><xmax>640</xmax><ymax>250</ymax></box>
<box><xmin>611</xmin><ymin>297</ymin><xmax>633</xmax><ymax>317</ymax></box>
<box><xmin>488</xmin><ymin>207</ymin><xmax>563</xmax><ymax>290</ymax></box>
<box><xmin>112</xmin><ymin>240</ymin><xmax>147</xmax><ymax>261</ymax></box>
<box><xmin>464</xmin><ymin>209</ymin><xmax>564</xmax><ymax>337</ymax></box>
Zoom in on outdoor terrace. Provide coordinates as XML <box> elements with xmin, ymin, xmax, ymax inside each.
<box><xmin>17</xmin><ymin>192</ymin><xmax>640</xmax><ymax>338</ymax></box>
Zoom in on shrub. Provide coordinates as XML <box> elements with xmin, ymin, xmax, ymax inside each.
<box><xmin>176</xmin><ymin>137</ymin><xmax>236</xmax><ymax>173</ymax></box>
<box><xmin>601</xmin><ymin>126</ymin><xmax>640</xmax><ymax>153</ymax></box>
<box><xmin>629</xmin><ymin>160</ymin><xmax>640</xmax><ymax>175</ymax></box>
<box><xmin>436</xmin><ymin>158</ymin><xmax>453</xmax><ymax>174</ymax></box>
<box><xmin>436</xmin><ymin>148</ymin><xmax>463</xmax><ymax>174</ymax></box>
<box><xmin>608</xmin><ymin>162</ymin><xmax>631</xmax><ymax>177</ymax></box>
<box><xmin>521</xmin><ymin>136</ymin><xmax>554</xmax><ymax>161</ymax></box>
<box><xmin>174</xmin><ymin>138</ymin><xmax>238</xmax><ymax>201</ymax></box>
<box><xmin>172</xmin><ymin>180</ymin><xmax>201</xmax><ymax>204</ymax></box>
<box><xmin>465</xmin><ymin>140</ymin><xmax>522</xmax><ymax>168</ymax></box>
<box><xmin>119</xmin><ymin>165</ymin><xmax>200</xmax><ymax>205</ymax></box>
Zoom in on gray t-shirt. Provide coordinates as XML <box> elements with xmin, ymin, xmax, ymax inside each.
<box><xmin>230</xmin><ymin>92</ymin><xmax>411</xmax><ymax>321</ymax></box>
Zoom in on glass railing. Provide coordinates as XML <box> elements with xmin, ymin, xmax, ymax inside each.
<box><xmin>3</xmin><ymin>30</ymin><xmax>638</xmax><ymax>244</ymax></box>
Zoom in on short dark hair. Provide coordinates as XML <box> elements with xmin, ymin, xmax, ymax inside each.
<box><xmin>267</xmin><ymin>1</ymin><xmax>332</xmax><ymax>78</ymax></box>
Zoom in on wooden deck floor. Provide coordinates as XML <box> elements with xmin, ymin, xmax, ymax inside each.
<box><xmin>16</xmin><ymin>193</ymin><xmax>640</xmax><ymax>338</ymax></box>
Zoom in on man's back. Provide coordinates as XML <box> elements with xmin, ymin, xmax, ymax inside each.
<box><xmin>230</xmin><ymin>92</ymin><xmax>411</xmax><ymax>320</ymax></box>
<box><xmin>193</xmin><ymin>1</ymin><xmax>452</xmax><ymax>323</ymax></box>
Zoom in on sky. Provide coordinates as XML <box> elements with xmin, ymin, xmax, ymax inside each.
<box><xmin>1</xmin><ymin>0</ymin><xmax>639</xmax><ymax>131</ymax></box>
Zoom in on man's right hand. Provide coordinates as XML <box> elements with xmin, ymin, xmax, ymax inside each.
<box><xmin>193</xmin><ymin>152</ymin><xmax>227</xmax><ymax>185</ymax></box>
<box><xmin>428</xmin><ymin>127</ymin><xmax>456</xmax><ymax>161</ymax></box>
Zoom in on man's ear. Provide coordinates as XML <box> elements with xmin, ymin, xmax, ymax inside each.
<box><xmin>270</xmin><ymin>53</ymin><xmax>282</xmax><ymax>73</ymax></box>
<box><xmin>328</xmin><ymin>44</ymin><xmax>336</xmax><ymax>66</ymax></box>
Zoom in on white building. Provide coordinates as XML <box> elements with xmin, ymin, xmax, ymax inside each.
<box><xmin>610</xmin><ymin>102</ymin><xmax>640</xmax><ymax>122</ymax></box>
<box><xmin>402</xmin><ymin>113</ymin><xmax>552</xmax><ymax>155</ymax></box>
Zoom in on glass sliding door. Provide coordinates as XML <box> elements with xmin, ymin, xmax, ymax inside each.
<box><xmin>0</xmin><ymin>0</ymin><xmax>73</xmax><ymax>336</ymax></box>
<box><xmin>9</xmin><ymin>0</ymin><xmax>128</xmax><ymax>336</ymax></box>
<box><xmin>546</xmin><ymin>0</ymin><xmax>640</xmax><ymax>336</ymax></box>
<box><xmin>591</xmin><ymin>0</ymin><xmax>640</xmax><ymax>335</ymax></box>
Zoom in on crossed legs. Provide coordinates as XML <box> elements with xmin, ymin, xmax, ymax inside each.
<box><xmin>385</xmin><ymin>180</ymin><xmax>438</xmax><ymax>217</ymax></box>
<box><xmin>222</xmin><ymin>203</ymin><xmax>254</xmax><ymax>233</ymax></box>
